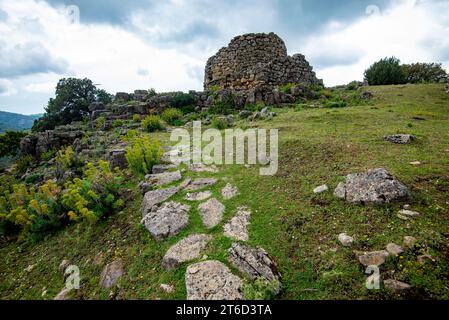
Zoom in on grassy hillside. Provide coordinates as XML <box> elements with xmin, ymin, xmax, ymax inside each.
<box><xmin>0</xmin><ymin>84</ymin><xmax>448</xmax><ymax>300</ymax></box>
<box><xmin>0</xmin><ymin>111</ymin><xmax>42</xmax><ymax>133</ymax></box>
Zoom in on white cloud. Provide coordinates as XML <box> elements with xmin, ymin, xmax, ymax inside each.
<box><xmin>25</xmin><ymin>81</ymin><xmax>56</xmax><ymax>93</ymax></box>
<box><xmin>303</xmin><ymin>0</ymin><xmax>449</xmax><ymax>86</ymax></box>
<box><xmin>0</xmin><ymin>79</ymin><xmax>16</xmax><ymax>96</ymax></box>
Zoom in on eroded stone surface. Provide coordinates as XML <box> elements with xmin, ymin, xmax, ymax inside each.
<box><xmin>185</xmin><ymin>260</ymin><xmax>243</xmax><ymax>300</ymax></box>
<box><xmin>384</xmin><ymin>279</ymin><xmax>411</xmax><ymax>290</ymax></box>
<box><xmin>198</xmin><ymin>198</ymin><xmax>225</xmax><ymax>229</ymax></box>
<box><xmin>100</xmin><ymin>260</ymin><xmax>124</xmax><ymax>289</ymax></box>
<box><xmin>338</xmin><ymin>233</ymin><xmax>354</xmax><ymax>247</ymax></box>
<box><xmin>141</xmin><ymin>187</ymin><xmax>179</xmax><ymax>217</ymax></box>
<box><xmin>223</xmin><ymin>207</ymin><xmax>251</xmax><ymax>241</ymax></box>
<box><xmin>141</xmin><ymin>201</ymin><xmax>190</xmax><ymax>241</ymax></box>
<box><xmin>189</xmin><ymin>163</ymin><xmax>219</xmax><ymax>173</ymax></box>
<box><xmin>386</xmin><ymin>243</ymin><xmax>404</xmax><ymax>256</ymax></box>
<box><xmin>221</xmin><ymin>183</ymin><xmax>240</xmax><ymax>200</ymax></box>
<box><xmin>227</xmin><ymin>243</ymin><xmax>281</xmax><ymax>294</ymax></box>
<box><xmin>152</xmin><ymin>164</ymin><xmax>178</xmax><ymax>174</ymax></box>
<box><xmin>163</xmin><ymin>234</ymin><xmax>213</xmax><ymax>270</ymax></box>
<box><xmin>384</xmin><ymin>134</ymin><xmax>416</xmax><ymax>144</ymax></box>
<box><xmin>185</xmin><ymin>191</ymin><xmax>212</xmax><ymax>202</ymax></box>
<box><xmin>185</xmin><ymin>178</ymin><xmax>218</xmax><ymax>191</ymax></box>
<box><xmin>145</xmin><ymin>170</ymin><xmax>182</xmax><ymax>187</ymax></box>
<box><xmin>334</xmin><ymin>168</ymin><xmax>410</xmax><ymax>204</ymax></box>
<box><xmin>358</xmin><ymin>250</ymin><xmax>390</xmax><ymax>267</ymax></box>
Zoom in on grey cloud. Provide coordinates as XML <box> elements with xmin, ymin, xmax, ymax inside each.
<box><xmin>0</xmin><ymin>42</ymin><xmax>69</xmax><ymax>78</ymax></box>
<box><xmin>310</xmin><ymin>50</ymin><xmax>365</xmax><ymax>69</ymax></box>
<box><xmin>0</xmin><ymin>81</ymin><xmax>10</xmax><ymax>95</ymax></box>
<box><xmin>0</xmin><ymin>9</ymin><xmax>8</xmax><ymax>21</ymax></box>
<box><xmin>137</xmin><ymin>68</ymin><xmax>150</xmax><ymax>76</ymax></box>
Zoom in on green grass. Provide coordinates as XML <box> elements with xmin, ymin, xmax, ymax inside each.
<box><xmin>0</xmin><ymin>83</ymin><xmax>448</xmax><ymax>300</ymax></box>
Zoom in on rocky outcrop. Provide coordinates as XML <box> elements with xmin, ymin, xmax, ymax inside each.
<box><xmin>384</xmin><ymin>134</ymin><xmax>416</xmax><ymax>144</ymax></box>
<box><xmin>20</xmin><ymin>124</ymin><xmax>84</xmax><ymax>158</ymax></box>
<box><xmin>334</xmin><ymin>168</ymin><xmax>410</xmax><ymax>204</ymax></box>
<box><xmin>185</xmin><ymin>260</ymin><xmax>243</xmax><ymax>300</ymax></box>
<box><xmin>141</xmin><ymin>187</ymin><xmax>180</xmax><ymax>217</ymax></box>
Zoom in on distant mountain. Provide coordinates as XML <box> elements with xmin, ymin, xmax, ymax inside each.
<box><xmin>0</xmin><ymin>111</ymin><xmax>43</xmax><ymax>133</ymax></box>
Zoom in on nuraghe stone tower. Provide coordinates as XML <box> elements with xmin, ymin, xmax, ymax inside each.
<box><xmin>204</xmin><ymin>32</ymin><xmax>321</xmax><ymax>92</ymax></box>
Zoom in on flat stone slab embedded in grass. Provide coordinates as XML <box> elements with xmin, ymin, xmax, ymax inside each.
<box><xmin>313</xmin><ymin>184</ymin><xmax>329</xmax><ymax>194</ymax></box>
<box><xmin>384</xmin><ymin>279</ymin><xmax>411</xmax><ymax>290</ymax></box>
<box><xmin>198</xmin><ymin>198</ymin><xmax>225</xmax><ymax>229</ymax></box>
<box><xmin>223</xmin><ymin>207</ymin><xmax>251</xmax><ymax>241</ymax></box>
<box><xmin>100</xmin><ymin>259</ymin><xmax>124</xmax><ymax>289</ymax></box>
<box><xmin>185</xmin><ymin>260</ymin><xmax>243</xmax><ymax>300</ymax></box>
<box><xmin>185</xmin><ymin>178</ymin><xmax>218</xmax><ymax>191</ymax></box>
<box><xmin>185</xmin><ymin>191</ymin><xmax>212</xmax><ymax>201</ymax></box>
<box><xmin>227</xmin><ymin>243</ymin><xmax>281</xmax><ymax>294</ymax></box>
<box><xmin>189</xmin><ymin>163</ymin><xmax>219</xmax><ymax>173</ymax></box>
<box><xmin>334</xmin><ymin>168</ymin><xmax>410</xmax><ymax>204</ymax></box>
<box><xmin>163</xmin><ymin>234</ymin><xmax>213</xmax><ymax>270</ymax></box>
<box><xmin>152</xmin><ymin>164</ymin><xmax>178</xmax><ymax>174</ymax></box>
<box><xmin>386</xmin><ymin>243</ymin><xmax>404</xmax><ymax>256</ymax></box>
<box><xmin>221</xmin><ymin>183</ymin><xmax>240</xmax><ymax>200</ymax></box>
<box><xmin>141</xmin><ymin>187</ymin><xmax>179</xmax><ymax>217</ymax></box>
<box><xmin>141</xmin><ymin>201</ymin><xmax>190</xmax><ymax>241</ymax></box>
<box><xmin>144</xmin><ymin>170</ymin><xmax>182</xmax><ymax>187</ymax></box>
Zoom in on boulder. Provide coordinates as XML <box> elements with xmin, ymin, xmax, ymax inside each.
<box><xmin>107</xmin><ymin>149</ymin><xmax>128</xmax><ymax>170</ymax></box>
<box><xmin>162</xmin><ymin>234</ymin><xmax>213</xmax><ymax>270</ymax></box>
<box><xmin>141</xmin><ymin>201</ymin><xmax>190</xmax><ymax>241</ymax></box>
<box><xmin>384</xmin><ymin>134</ymin><xmax>416</xmax><ymax>144</ymax></box>
<box><xmin>334</xmin><ymin>168</ymin><xmax>410</xmax><ymax>204</ymax></box>
<box><xmin>185</xmin><ymin>261</ymin><xmax>243</xmax><ymax>300</ymax></box>
<box><xmin>198</xmin><ymin>198</ymin><xmax>225</xmax><ymax>229</ymax></box>
<box><xmin>99</xmin><ymin>260</ymin><xmax>124</xmax><ymax>289</ymax></box>
<box><xmin>227</xmin><ymin>243</ymin><xmax>281</xmax><ymax>294</ymax></box>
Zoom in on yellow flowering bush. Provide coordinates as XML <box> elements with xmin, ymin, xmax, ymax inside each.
<box><xmin>125</xmin><ymin>135</ymin><xmax>163</xmax><ymax>178</ymax></box>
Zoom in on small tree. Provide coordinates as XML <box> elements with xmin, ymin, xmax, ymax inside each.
<box><xmin>0</xmin><ymin>131</ymin><xmax>27</xmax><ymax>158</ymax></box>
<box><xmin>364</xmin><ymin>57</ymin><xmax>406</xmax><ymax>85</ymax></box>
<box><xmin>401</xmin><ymin>63</ymin><xmax>447</xmax><ymax>83</ymax></box>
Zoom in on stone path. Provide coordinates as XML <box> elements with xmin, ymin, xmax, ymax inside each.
<box><xmin>136</xmin><ymin>150</ymin><xmax>281</xmax><ymax>300</ymax></box>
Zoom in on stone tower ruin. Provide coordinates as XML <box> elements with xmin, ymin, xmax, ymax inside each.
<box><xmin>204</xmin><ymin>32</ymin><xmax>322</xmax><ymax>92</ymax></box>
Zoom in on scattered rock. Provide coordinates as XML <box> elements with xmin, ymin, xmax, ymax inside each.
<box><xmin>313</xmin><ymin>184</ymin><xmax>329</xmax><ymax>194</ymax></box>
<box><xmin>152</xmin><ymin>164</ymin><xmax>178</xmax><ymax>174</ymax></box>
<box><xmin>185</xmin><ymin>260</ymin><xmax>243</xmax><ymax>300</ymax></box>
<box><xmin>59</xmin><ymin>260</ymin><xmax>70</xmax><ymax>273</ymax></box>
<box><xmin>223</xmin><ymin>207</ymin><xmax>251</xmax><ymax>241</ymax></box>
<box><xmin>384</xmin><ymin>279</ymin><xmax>411</xmax><ymax>290</ymax></box>
<box><xmin>403</xmin><ymin>236</ymin><xmax>417</xmax><ymax>248</ymax></box>
<box><xmin>160</xmin><ymin>284</ymin><xmax>175</xmax><ymax>294</ymax></box>
<box><xmin>185</xmin><ymin>191</ymin><xmax>212</xmax><ymax>202</ymax></box>
<box><xmin>179</xmin><ymin>178</ymin><xmax>192</xmax><ymax>189</ymax></box>
<box><xmin>403</xmin><ymin>204</ymin><xmax>411</xmax><ymax>210</ymax></box>
<box><xmin>107</xmin><ymin>149</ymin><xmax>128</xmax><ymax>169</ymax></box>
<box><xmin>141</xmin><ymin>187</ymin><xmax>179</xmax><ymax>217</ymax></box>
<box><xmin>386</xmin><ymin>243</ymin><xmax>404</xmax><ymax>256</ymax></box>
<box><xmin>409</xmin><ymin>161</ymin><xmax>421</xmax><ymax>166</ymax></box>
<box><xmin>185</xmin><ymin>178</ymin><xmax>218</xmax><ymax>191</ymax></box>
<box><xmin>54</xmin><ymin>288</ymin><xmax>71</xmax><ymax>300</ymax></box>
<box><xmin>239</xmin><ymin>110</ymin><xmax>253</xmax><ymax>118</ymax></box>
<box><xmin>163</xmin><ymin>234</ymin><xmax>213</xmax><ymax>270</ymax></box>
<box><xmin>93</xmin><ymin>252</ymin><xmax>104</xmax><ymax>266</ymax></box>
<box><xmin>358</xmin><ymin>250</ymin><xmax>390</xmax><ymax>267</ymax></box>
<box><xmin>227</xmin><ymin>243</ymin><xmax>281</xmax><ymax>294</ymax></box>
<box><xmin>221</xmin><ymin>183</ymin><xmax>240</xmax><ymax>200</ymax></box>
<box><xmin>384</xmin><ymin>134</ymin><xmax>416</xmax><ymax>144</ymax></box>
<box><xmin>361</xmin><ymin>91</ymin><xmax>373</xmax><ymax>100</ymax></box>
<box><xmin>398</xmin><ymin>209</ymin><xmax>421</xmax><ymax>217</ymax></box>
<box><xmin>99</xmin><ymin>260</ymin><xmax>124</xmax><ymax>289</ymax></box>
<box><xmin>25</xmin><ymin>264</ymin><xmax>36</xmax><ymax>273</ymax></box>
<box><xmin>198</xmin><ymin>198</ymin><xmax>225</xmax><ymax>229</ymax></box>
<box><xmin>141</xmin><ymin>201</ymin><xmax>190</xmax><ymax>241</ymax></box>
<box><xmin>145</xmin><ymin>170</ymin><xmax>182</xmax><ymax>187</ymax></box>
<box><xmin>338</xmin><ymin>233</ymin><xmax>354</xmax><ymax>247</ymax></box>
<box><xmin>189</xmin><ymin>163</ymin><xmax>219</xmax><ymax>173</ymax></box>
<box><xmin>334</xmin><ymin>168</ymin><xmax>410</xmax><ymax>204</ymax></box>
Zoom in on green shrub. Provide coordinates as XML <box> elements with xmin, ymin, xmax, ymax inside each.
<box><xmin>162</xmin><ymin>108</ymin><xmax>184</xmax><ymax>126</ymax></box>
<box><xmin>55</xmin><ymin>146</ymin><xmax>80</xmax><ymax>171</ymax></box>
<box><xmin>41</xmin><ymin>149</ymin><xmax>56</xmax><ymax>162</ymax></box>
<box><xmin>346</xmin><ymin>81</ymin><xmax>360</xmax><ymax>90</ymax></box>
<box><xmin>0</xmin><ymin>131</ymin><xmax>27</xmax><ymax>158</ymax></box>
<box><xmin>211</xmin><ymin>117</ymin><xmax>229</xmax><ymax>130</ymax></box>
<box><xmin>170</xmin><ymin>92</ymin><xmax>196</xmax><ymax>113</ymax></box>
<box><xmin>15</xmin><ymin>155</ymin><xmax>35</xmax><ymax>174</ymax></box>
<box><xmin>132</xmin><ymin>114</ymin><xmax>141</xmax><ymax>122</ymax></box>
<box><xmin>364</xmin><ymin>57</ymin><xmax>406</xmax><ymax>85</ymax></box>
<box><xmin>142</xmin><ymin>115</ymin><xmax>164</xmax><ymax>132</ymax></box>
<box><xmin>113</xmin><ymin>119</ymin><xmax>124</xmax><ymax>128</ymax></box>
<box><xmin>148</xmin><ymin>88</ymin><xmax>157</xmax><ymax>97</ymax></box>
<box><xmin>279</xmin><ymin>83</ymin><xmax>296</xmax><ymax>94</ymax></box>
<box><xmin>95</xmin><ymin>116</ymin><xmax>106</xmax><ymax>130</ymax></box>
<box><xmin>62</xmin><ymin>160</ymin><xmax>125</xmax><ymax>224</ymax></box>
<box><xmin>242</xmin><ymin>278</ymin><xmax>280</xmax><ymax>300</ymax></box>
<box><xmin>324</xmin><ymin>100</ymin><xmax>347</xmax><ymax>108</ymax></box>
<box><xmin>126</xmin><ymin>136</ymin><xmax>163</xmax><ymax>178</ymax></box>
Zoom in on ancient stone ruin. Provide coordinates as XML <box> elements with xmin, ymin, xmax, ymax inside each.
<box><xmin>204</xmin><ymin>32</ymin><xmax>322</xmax><ymax>92</ymax></box>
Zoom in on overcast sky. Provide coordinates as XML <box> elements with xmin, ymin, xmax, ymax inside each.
<box><xmin>0</xmin><ymin>0</ymin><xmax>448</xmax><ymax>114</ymax></box>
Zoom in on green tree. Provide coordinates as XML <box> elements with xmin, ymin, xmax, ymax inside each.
<box><xmin>401</xmin><ymin>63</ymin><xmax>447</xmax><ymax>83</ymax></box>
<box><xmin>364</xmin><ymin>57</ymin><xmax>406</xmax><ymax>85</ymax></box>
<box><xmin>32</xmin><ymin>78</ymin><xmax>112</xmax><ymax>132</ymax></box>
